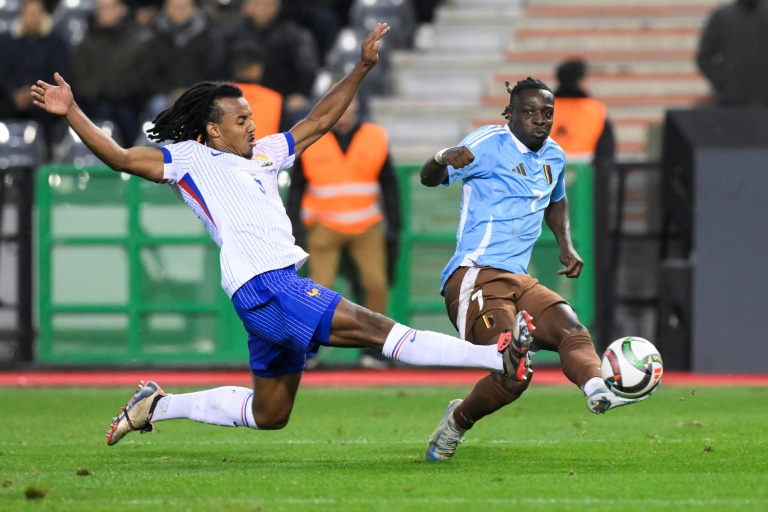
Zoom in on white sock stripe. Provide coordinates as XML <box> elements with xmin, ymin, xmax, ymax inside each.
<box><xmin>241</xmin><ymin>392</ymin><xmax>254</xmax><ymax>428</ymax></box>
<box><xmin>392</xmin><ymin>329</ymin><xmax>416</xmax><ymax>360</ymax></box>
<box><xmin>382</xmin><ymin>323</ymin><xmax>410</xmax><ymax>359</ymax></box>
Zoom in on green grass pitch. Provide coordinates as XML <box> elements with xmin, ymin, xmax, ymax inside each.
<box><xmin>0</xmin><ymin>384</ymin><xmax>766</xmax><ymax>511</ymax></box>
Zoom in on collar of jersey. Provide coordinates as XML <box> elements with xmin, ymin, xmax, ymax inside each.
<box><xmin>504</xmin><ymin>124</ymin><xmax>548</xmax><ymax>155</ymax></box>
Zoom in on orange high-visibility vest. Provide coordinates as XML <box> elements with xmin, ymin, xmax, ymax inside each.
<box><xmin>551</xmin><ymin>97</ymin><xmax>607</xmax><ymax>163</ymax></box>
<box><xmin>300</xmin><ymin>123</ymin><xmax>388</xmax><ymax>235</ymax></box>
<box><xmin>237</xmin><ymin>82</ymin><xmax>283</xmax><ymax>141</ymax></box>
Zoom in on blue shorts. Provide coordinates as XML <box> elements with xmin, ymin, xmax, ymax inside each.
<box><xmin>232</xmin><ymin>267</ymin><xmax>342</xmax><ymax>378</ymax></box>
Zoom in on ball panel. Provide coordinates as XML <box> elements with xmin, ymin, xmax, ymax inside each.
<box><xmin>600</xmin><ymin>336</ymin><xmax>663</xmax><ymax>399</ymax></box>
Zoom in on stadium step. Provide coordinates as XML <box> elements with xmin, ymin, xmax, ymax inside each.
<box><xmin>372</xmin><ymin>0</ymin><xmax>720</xmax><ymax>163</ymax></box>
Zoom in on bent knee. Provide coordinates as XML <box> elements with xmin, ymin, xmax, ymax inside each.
<box><xmin>492</xmin><ymin>372</ymin><xmax>531</xmax><ymax>399</ymax></box>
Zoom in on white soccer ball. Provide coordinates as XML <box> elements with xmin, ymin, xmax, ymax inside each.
<box><xmin>600</xmin><ymin>336</ymin><xmax>663</xmax><ymax>399</ymax></box>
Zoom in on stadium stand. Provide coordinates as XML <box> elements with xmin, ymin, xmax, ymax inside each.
<box><xmin>0</xmin><ymin>0</ymin><xmax>23</xmax><ymax>34</ymax></box>
<box><xmin>370</xmin><ymin>0</ymin><xmax>722</xmax><ymax>164</ymax></box>
<box><xmin>0</xmin><ymin>119</ymin><xmax>46</xmax><ymax>170</ymax></box>
<box><xmin>51</xmin><ymin>0</ymin><xmax>95</xmax><ymax>46</ymax></box>
<box><xmin>51</xmin><ymin>119</ymin><xmax>122</xmax><ymax>167</ymax></box>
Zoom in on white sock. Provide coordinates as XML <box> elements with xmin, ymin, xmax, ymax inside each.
<box><xmin>382</xmin><ymin>323</ymin><xmax>503</xmax><ymax>372</ymax></box>
<box><xmin>582</xmin><ymin>377</ymin><xmax>605</xmax><ymax>396</ymax></box>
<box><xmin>151</xmin><ymin>386</ymin><xmax>258</xmax><ymax>429</ymax></box>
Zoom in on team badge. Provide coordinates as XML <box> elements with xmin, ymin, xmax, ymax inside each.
<box><xmin>543</xmin><ymin>164</ymin><xmax>552</xmax><ymax>184</ymax></box>
<box><xmin>252</xmin><ymin>154</ymin><xmax>274</xmax><ymax>167</ymax></box>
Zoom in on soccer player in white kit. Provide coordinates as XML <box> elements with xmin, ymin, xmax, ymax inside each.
<box><xmin>31</xmin><ymin>24</ymin><xmax>530</xmax><ymax>447</ymax></box>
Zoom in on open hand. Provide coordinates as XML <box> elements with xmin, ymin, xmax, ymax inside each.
<box><xmin>30</xmin><ymin>72</ymin><xmax>74</xmax><ymax>116</ymax></box>
<box><xmin>359</xmin><ymin>23</ymin><xmax>390</xmax><ymax>68</ymax></box>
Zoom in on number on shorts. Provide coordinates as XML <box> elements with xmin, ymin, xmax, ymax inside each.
<box><xmin>471</xmin><ymin>288</ymin><xmax>483</xmax><ymax>310</ymax></box>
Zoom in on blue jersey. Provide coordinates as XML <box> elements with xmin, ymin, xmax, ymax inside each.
<box><xmin>440</xmin><ymin>124</ymin><xmax>567</xmax><ymax>292</ymax></box>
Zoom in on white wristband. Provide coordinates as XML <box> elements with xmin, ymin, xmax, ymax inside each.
<box><xmin>434</xmin><ymin>148</ymin><xmax>450</xmax><ymax>165</ymax></box>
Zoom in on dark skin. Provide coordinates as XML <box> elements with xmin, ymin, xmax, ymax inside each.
<box><xmin>419</xmin><ymin>87</ymin><xmax>589</xmax><ymax>396</ymax></box>
<box><xmin>32</xmin><ymin>24</ymin><xmax>395</xmax><ymax>429</ymax></box>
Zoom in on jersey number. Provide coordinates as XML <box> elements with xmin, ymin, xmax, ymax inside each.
<box><xmin>531</xmin><ymin>189</ymin><xmax>545</xmax><ymax>212</ymax></box>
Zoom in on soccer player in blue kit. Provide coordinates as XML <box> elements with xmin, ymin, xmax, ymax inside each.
<box><xmin>420</xmin><ymin>78</ymin><xmax>647</xmax><ymax>461</ymax></box>
<box><xmin>31</xmin><ymin>24</ymin><xmax>529</xmax><ymax>448</ymax></box>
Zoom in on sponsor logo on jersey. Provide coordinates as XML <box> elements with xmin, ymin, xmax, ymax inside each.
<box><xmin>306</xmin><ymin>288</ymin><xmax>321</xmax><ymax>297</ymax></box>
<box><xmin>512</xmin><ymin>163</ymin><xmax>527</xmax><ymax>176</ymax></box>
<box><xmin>211</xmin><ymin>151</ymin><xmax>225</xmax><ymax>157</ymax></box>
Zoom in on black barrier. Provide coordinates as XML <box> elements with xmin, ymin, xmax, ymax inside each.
<box><xmin>0</xmin><ymin>166</ymin><xmax>35</xmax><ymax>366</ymax></box>
<box><xmin>660</xmin><ymin>107</ymin><xmax>768</xmax><ymax>373</ymax></box>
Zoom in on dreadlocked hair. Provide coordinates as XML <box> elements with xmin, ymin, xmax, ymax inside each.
<box><xmin>148</xmin><ymin>82</ymin><xmax>244</xmax><ymax>144</ymax></box>
<box><xmin>501</xmin><ymin>77</ymin><xmax>552</xmax><ymax>119</ymax></box>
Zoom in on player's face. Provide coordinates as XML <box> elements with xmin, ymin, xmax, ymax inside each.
<box><xmin>508</xmin><ymin>89</ymin><xmax>555</xmax><ymax>152</ymax></box>
<box><xmin>207</xmin><ymin>97</ymin><xmax>257</xmax><ymax>158</ymax></box>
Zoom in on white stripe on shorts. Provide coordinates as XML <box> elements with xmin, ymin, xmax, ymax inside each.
<box><xmin>456</xmin><ymin>267</ymin><xmax>481</xmax><ymax>340</ymax></box>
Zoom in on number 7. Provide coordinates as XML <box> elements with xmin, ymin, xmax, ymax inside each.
<box><xmin>471</xmin><ymin>289</ymin><xmax>483</xmax><ymax>310</ymax></box>
<box><xmin>531</xmin><ymin>189</ymin><xmax>545</xmax><ymax>212</ymax></box>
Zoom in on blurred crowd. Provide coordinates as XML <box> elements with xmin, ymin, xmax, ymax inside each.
<box><xmin>0</xmin><ymin>0</ymin><xmax>442</xmax><ymax>162</ymax></box>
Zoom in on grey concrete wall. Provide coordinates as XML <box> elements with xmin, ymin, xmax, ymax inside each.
<box><xmin>691</xmin><ymin>149</ymin><xmax>768</xmax><ymax>373</ymax></box>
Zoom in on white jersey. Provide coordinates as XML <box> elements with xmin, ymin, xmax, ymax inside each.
<box><xmin>160</xmin><ymin>133</ymin><xmax>309</xmax><ymax>298</ymax></box>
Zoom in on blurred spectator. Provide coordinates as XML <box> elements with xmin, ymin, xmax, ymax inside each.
<box><xmin>412</xmin><ymin>0</ymin><xmax>442</xmax><ymax>24</ymax></box>
<box><xmin>217</xmin><ymin>0</ymin><xmax>320</xmax><ymax>120</ymax></box>
<box><xmin>0</xmin><ymin>0</ymin><xmax>71</xmax><ymax>156</ymax></box>
<box><xmin>286</xmin><ymin>92</ymin><xmax>401</xmax><ymax>369</ymax></box>
<box><xmin>551</xmin><ymin>58</ymin><xmax>615</xmax><ymax>166</ymax></box>
<box><xmin>349</xmin><ymin>0</ymin><xmax>417</xmax><ymax>51</ymax></box>
<box><xmin>696</xmin><ymin>0</ymin><xmax>768</xmax><ymax>105</ymax></box>
<box><xmin>142</xmin><ymin>0</ymin><xmax>216</xmax><ymax>120</ymax></box>
<box><xmin>71</xmin><ymin>0</ymin><xmax>147</xmax><ymax>143</ymax></box>
<box><xmin>125</xmin><ymin>0</ymin><xmax>163</xmax><ymax>38</ymax></box>
<box><xmin>281</xmin><ymin>0</ymin><xmax>352</xmax><ymax>63</ymax></box>
<box><xmin>230</xmin><ymin>45</ymin><xmax>290</xmax><ymax>139</ymax></box>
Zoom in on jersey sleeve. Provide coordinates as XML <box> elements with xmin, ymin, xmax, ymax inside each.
<box><xmin>159</xmin><ymin>143</ymin><xmax>184</xmax><ymax>184</ymax></box>
<box><xmin>551</xmin><ymin>169</ymin><xmax>566</xmax><ymax>202</ymax></box>
<box><xmin>548</xmin><ymin>144</ymin><xmax>567</xmax><ymax>203</ymax></box>
<box><xmin>251</xmin><ymin>132</ymin><xmax>296</xmax><ymax>171</ymax></box>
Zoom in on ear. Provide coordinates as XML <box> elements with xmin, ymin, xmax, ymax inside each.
<box><xmin>206</xmin><ymin>121</ymin><xmax>220</xmax><ymax>139</ymax></box>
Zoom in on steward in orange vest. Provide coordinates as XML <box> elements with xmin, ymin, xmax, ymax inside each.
<box><xmin>286</xmin><ymin>95</ymin><xmax>401</xmax><ymax>293</ymax></box>
<box><xmin>551</xmin><ymin>59</ymin><xmax>615</xmax><ymax>165</ymax></box>
<box><xmin>298</xmin><ymin>121</ymin><xmax>389</xmax><ymax>234</ymax></box>
<box><xmin>287</xmin><ymin>95</ymin><xmax>401</xmax><ymax>367</ymax></box>
<box><xmin>287</xmin><ymin>124</ymin><xmax>401</xmax><ymax>267</ymax></box>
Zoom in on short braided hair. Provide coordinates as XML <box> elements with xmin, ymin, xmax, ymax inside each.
<box><xmin>501</xmin><ymin>77</ymin><xmax>552</xmax><ymax>119</ymax></box>
<box><xmin>148</xmin><ymin>82</ymin><xmax>244</xmax><ymax>144</ymax></box>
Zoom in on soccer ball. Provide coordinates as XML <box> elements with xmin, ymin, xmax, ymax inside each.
<box><xmin>600</xmin><ymin>336</ymin><xmax>663</xmax><ymax>399</ymax></box>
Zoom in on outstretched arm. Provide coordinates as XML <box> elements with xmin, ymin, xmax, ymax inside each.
<box><xmin>419</xmin><ymin>146</ymin><xmax>474</xmax><ymax>187</ymax></box>
<box><xmin>289</xmin><ymin>23</ymin><xmax>390</xmax><ymax>159</ymax></box>
<box><xmin>544</xmin><ymin>196</ymin><xmax>583</xmax><ymax>278</ymax></box>
<box><xmin>31</xmin><ymin>73</ymin><xmax>165</xmax><ymax>183</ymax></box>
